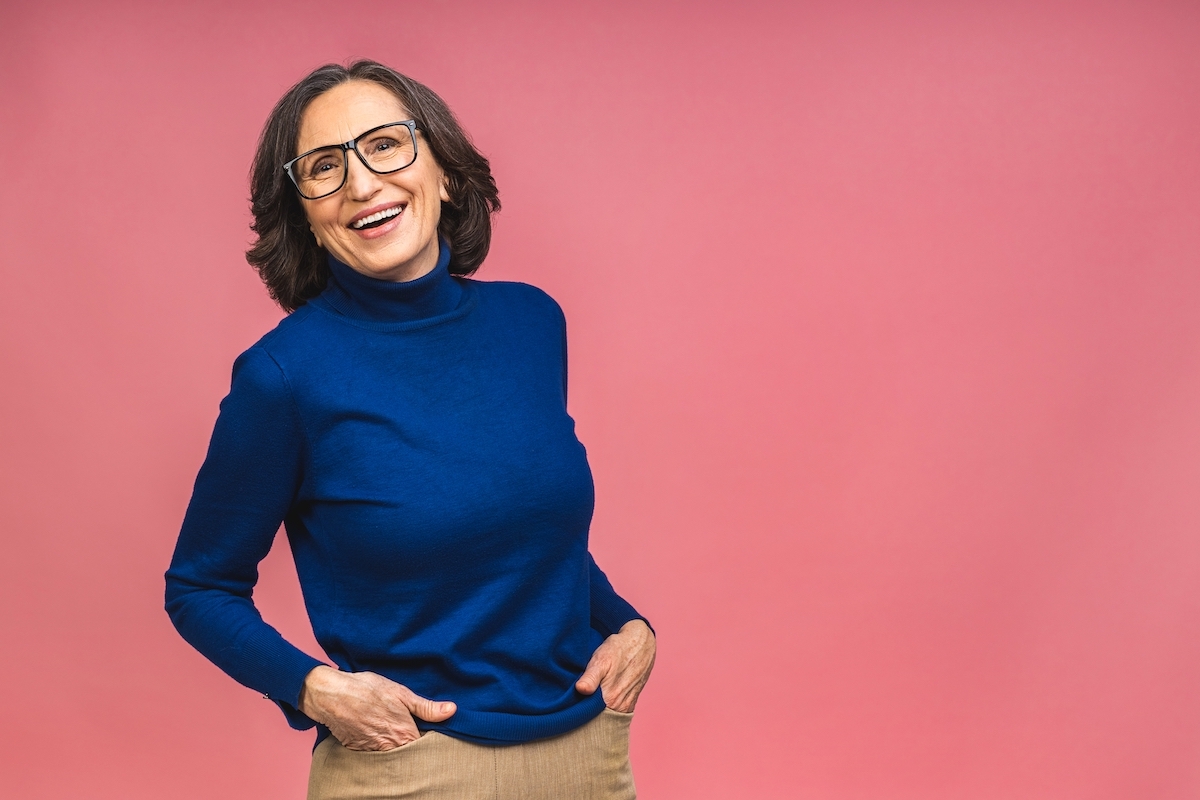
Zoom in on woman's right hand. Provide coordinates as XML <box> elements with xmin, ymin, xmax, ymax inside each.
<box><xmin>298</xmin><ymin>665</ymin><xmax>457</xmax><ymax>751</ymax></box>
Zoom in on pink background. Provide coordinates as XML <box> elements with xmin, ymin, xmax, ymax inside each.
<box><xmin>2</xmin><ymin>1</ymin><xmax>1199</xmax><ymax>797</ymax></box>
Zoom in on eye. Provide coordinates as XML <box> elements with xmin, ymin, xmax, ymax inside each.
<box><xmin>365</xmin><ymin>136</ymin><xmax>401</xmax><ymax>155</ymax></box>
<box><xmin>306</xmin><ymin>155</ymin><xmax>340</xmax><ymax>179</ymax></box>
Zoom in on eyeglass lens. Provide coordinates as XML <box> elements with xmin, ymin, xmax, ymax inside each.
<box><xmin>293</xmin><ymin>124</ymin><xmax>417</xmax><ymax>199</ymax></box>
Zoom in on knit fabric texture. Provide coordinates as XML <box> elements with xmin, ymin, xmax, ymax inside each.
<box><xmin>165</xmin><ymin>245</ymin><xmax>644</xmax><ymax>745</ymax></box>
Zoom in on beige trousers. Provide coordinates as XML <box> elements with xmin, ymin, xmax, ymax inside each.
<box><xmin>307</xmin><ymin>708</ymin><xmax>636</xmax><ymax>800</ymax></box>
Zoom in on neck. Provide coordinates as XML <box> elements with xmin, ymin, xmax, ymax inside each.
<box><xmin>322</xmin><ymin>241</ymin><xmax>462</xmax><ymax>323</ymax></box>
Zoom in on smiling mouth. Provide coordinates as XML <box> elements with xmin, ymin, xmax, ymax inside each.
<box><xmin>352</xmin><ymin>205</ymin><xmax>404</xmax><ymax>230</ymax></box>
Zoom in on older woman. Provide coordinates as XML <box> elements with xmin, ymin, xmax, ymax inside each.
<box><xmin>165</xmin><ymin>60</ymin><xmax>655</xmax><ymax>799</ymax></box>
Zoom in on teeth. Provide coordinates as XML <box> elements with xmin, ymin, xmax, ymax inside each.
<box><xmin>353</xmin><ymin>206</ymin><xmax>402</xmax><ymax>229</ymax></box>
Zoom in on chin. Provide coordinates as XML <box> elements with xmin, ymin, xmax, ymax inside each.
<box><xmin>334</xmin><ymin>234</ymin><xmax>435</xmax><ymax>281</ymax></box>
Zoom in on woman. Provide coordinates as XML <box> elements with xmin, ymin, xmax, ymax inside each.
<box><xmin>165</xmin><ymin>60</ymin><xmax>655</xmax><ymax>800</ymax></box>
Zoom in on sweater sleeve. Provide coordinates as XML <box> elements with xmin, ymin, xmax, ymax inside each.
<box><xmin>164</xmin><ymin>345</ymin><xmax>325</xmax><ymax>730</ymax></box>
<box><xmin>588</xmin><ymin>554</ymin><xmax>652</xmax><ymax>637</ymax></box>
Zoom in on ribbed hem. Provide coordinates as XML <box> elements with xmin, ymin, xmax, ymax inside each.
<box><xmin>424</xmin><ymin>692</ymin><xmax>607</xmax><ymax>744</ymax></box>
<box><xmin>312</xmin><ymin>690</ymin><xmax>611</xmax><ymax>751</ymax></box>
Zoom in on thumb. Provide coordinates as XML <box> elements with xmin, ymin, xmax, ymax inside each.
<box><xmin>575</xmin><ymin>658</ymin><xmax>606</xmax><ymax>695</ymax></box>
<box><xmin>407</xmin><ymin>693</ymin><xmax>457</xmax><ymax>722</ymax></box>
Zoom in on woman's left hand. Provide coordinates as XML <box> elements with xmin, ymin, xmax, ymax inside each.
<box><xmin>575</xmin><ymin>619</ymin><xmax>656</xmax><ymax>712</ymax></box>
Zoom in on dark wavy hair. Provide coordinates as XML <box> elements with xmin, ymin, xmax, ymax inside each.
<box><xmin>247</xmin><ymin>60</ymin><xmax>500</xmax><ymax>312</ymax></box>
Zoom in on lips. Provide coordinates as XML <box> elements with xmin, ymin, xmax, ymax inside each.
<box><xmin>350</xmin><ymin>203</ymin><xmax>406</xmax><ymax>230</ymax></box>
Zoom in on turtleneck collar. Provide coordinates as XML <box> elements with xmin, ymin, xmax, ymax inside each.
<box><xmin>321</xmin><ymin>240</ymin><xmax>463</xmax><ymax>324</ymax></box>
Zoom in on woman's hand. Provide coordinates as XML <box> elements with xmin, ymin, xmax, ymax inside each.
<box><xmin>298</xmin><ymin>666</ymin><xmax>456</xmax><ymax>751</ymax></box>
<box><xmin>575</xmin><ymin>619</ymin><xmax>656</xmax><ymax>712</ymax></box>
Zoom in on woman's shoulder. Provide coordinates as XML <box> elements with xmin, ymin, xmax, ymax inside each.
<box><xmin>467</xmin><ymin>279</ymin><xmax>565</xmax><ymax>323</ymax></box>
<box><xmin>241</xmin><ymin>302</ymin><xmax>327</xmax><ymax>354</ymax></box>
<box><xmin>225</xmin><ymin>304</ymin><xmax>325</xmax><ymax>380</ymax></box>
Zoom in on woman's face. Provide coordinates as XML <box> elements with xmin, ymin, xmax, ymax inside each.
<box><xmin>296</xmin><ymin>80</ymin><xmax>450</xmax><ymax>282</ymax></box>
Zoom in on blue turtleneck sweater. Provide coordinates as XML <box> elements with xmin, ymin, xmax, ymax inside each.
<box><xmin>165</xmin><ymin>246</ymin><xmax>645</xmax><ymax>745</ymax></box>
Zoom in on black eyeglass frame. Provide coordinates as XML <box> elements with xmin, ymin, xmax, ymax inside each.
<box><xmin>282</xmin><ymin>120</ymin><xmax>421</xmax><ymax>200</ymax></box>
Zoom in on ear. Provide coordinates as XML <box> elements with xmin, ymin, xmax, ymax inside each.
<box><xmin>310</xmin><ymin>225</ymin><xmax>325</xmax><ymax>249</ymax></box>
<box><xmin>440</xmin><ymin>175</ymin><xmax>451</xmax><ymax>204</ymax></box>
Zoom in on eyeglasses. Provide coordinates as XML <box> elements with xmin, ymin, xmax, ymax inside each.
<box><xmin>282</xmin><ymin>120</ymin><xmax>421</xmax><ymax>200</ymax></box>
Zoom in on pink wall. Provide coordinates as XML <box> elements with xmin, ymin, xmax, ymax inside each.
<box><xmin>2</xmin><ymin>1</ymin><xmax>1199</xmax><ymax>797</ymax></box>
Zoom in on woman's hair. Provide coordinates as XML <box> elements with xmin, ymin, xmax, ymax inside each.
<box><xmin>247</xmin><ymin>60</ymin><xmax>500</xmax><ymax>312</ymax></box>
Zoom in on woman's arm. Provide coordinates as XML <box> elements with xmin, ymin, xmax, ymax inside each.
<box><xmin>165</xmin><ymin>346</ymin><xmax>456</xmax><ymax>743</ymax></box>
<box><xmin>557</xmin><ymin>295</ymin><xmax>656</xmax><ymax>711</ymax></box>
<box><xmin>578</xmin><ymin>556</ymin><xmax>656</xmax><ymax>711</ymax></box>
<box><xmin>164</xmin><ymin>346</ymin><xmax>324</xmax><ymax>727</ymax></box>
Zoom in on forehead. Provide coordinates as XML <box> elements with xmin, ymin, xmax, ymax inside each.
<box><xmin>297</xmin><ymin>81</ymin><xmax>409</xmax><ymax>154</ymax></box>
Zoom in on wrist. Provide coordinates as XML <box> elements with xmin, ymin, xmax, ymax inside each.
<box><xmin>620</xmin><ymin>619</ymin><xmax>653</xmax><ymax>638</ymax></box>
<box><xmin>299</xmin><ymin>665</ymin><xmax>339</xmax><ymax>719</ymax></box>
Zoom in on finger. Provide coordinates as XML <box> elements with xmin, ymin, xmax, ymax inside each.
<box><xmin>597</xmin><ymin>648</ymin><xmax>653</xmax><ymax>711</ymax></box>
<box><xmin>597</xmin><ymin>665</ymin><xmax>634</xmax><ymax>710</ymax></box>
<box><xmin>404</xmin><ymin>692</ymin><xmax>457</xmax><ymax>722</ymax></box>
<box><xmin>603</xmin><ymin>679</ymin><xmax>639</xmax><ymax>713</ymax></box>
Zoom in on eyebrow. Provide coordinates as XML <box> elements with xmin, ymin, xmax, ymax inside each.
<box><xmin>299</xmin><ymin>119</ymin><xmax>414</xmax><ymax>153</ymax></box>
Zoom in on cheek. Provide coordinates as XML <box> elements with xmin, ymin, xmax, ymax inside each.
<box><xmin>301</xmin><ymin>203</ymin><xmax>341</xmax><ymax>247</ymax></box>
<box><xmin>306</xmin><ymin>203</ymin><xmax>343</xmax><ymax>235</ymax></box>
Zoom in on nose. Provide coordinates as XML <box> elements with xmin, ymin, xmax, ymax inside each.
<box><xmin>344</xmin><ymin>150</ymin><xmax>384</xmax><ymax>201</ymax></box>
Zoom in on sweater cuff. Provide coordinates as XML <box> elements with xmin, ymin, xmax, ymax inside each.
<box><xmin>245</xmin><ymin>640</ymin><xmax>326</xmax><ymax>731</ymax></box>
<box><xmin>590</xmin><ymin>585</ymin><xmax>652</xmax><ymax>638</ymax></box>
